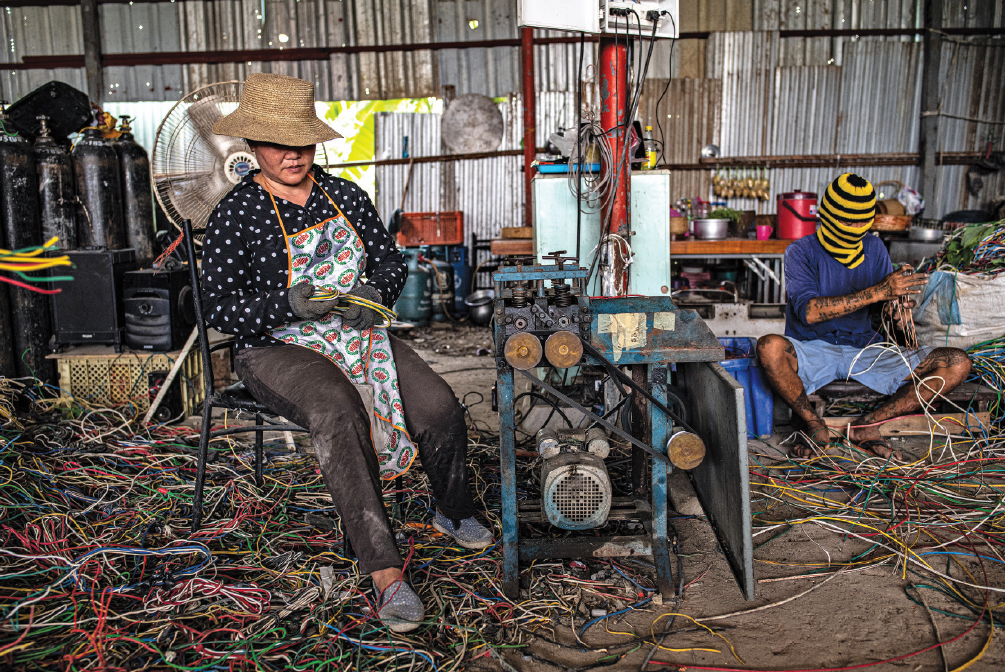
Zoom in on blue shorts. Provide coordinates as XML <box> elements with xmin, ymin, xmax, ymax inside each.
<box><xmin>785</xmin><ymin>338</ymin><xmax>933</xmax><ymax>396</ymax></box>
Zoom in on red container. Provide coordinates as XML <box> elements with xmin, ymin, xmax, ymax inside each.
<box><xmin>776</xmin><ymin>191</ymin><xmax>818</xmax><ymax>240</ymax></box>
<box><xmin>397</xmin><ymin>211</ymin><xmax>464</xmax><ymax>247</ymax></box>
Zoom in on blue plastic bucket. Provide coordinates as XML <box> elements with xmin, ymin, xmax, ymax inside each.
<box><xmin>718</xmin><ymin>337</ymin><xmax>774</xmax><ymax>438</ymax></box>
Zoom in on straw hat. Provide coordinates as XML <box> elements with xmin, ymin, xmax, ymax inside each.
<box><xmin>212</xmin><ymin>73</ymin><xmax>342</xmax><ymax>146</ymax></box>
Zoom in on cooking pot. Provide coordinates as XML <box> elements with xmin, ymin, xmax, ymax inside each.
<box><xmin>691</xmin><ymin>218</ymin><xmax>730</xmax><ymax>240</ymax></box>
<box><xmin>464</xmin><ymin>289</ymin><xmax>495</xmax><ymax>326</ymax></box>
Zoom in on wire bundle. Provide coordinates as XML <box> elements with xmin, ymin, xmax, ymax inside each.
<box><xmin>919</xmin><ymin>219</ymin><xmax>1005</xmax><ymax>275</ymax></box>
<box><xmin>309</xmin><ymin>288</ymin><xmax>397</xmax><ymax>327</ymax></box>
<box><xmin>0</xmin><ymin>236</ymin><xmax>72</xmax><ymax>295</ymax></box>
<box><xmin>0</xmin><ymin>379</ymin><xmax>679</xmax><ymax>671</ymax></box>
<box><xmin>749</xmin><ymin>423</ymin><xmax>1005</xmax><ymax>670</ymax></box>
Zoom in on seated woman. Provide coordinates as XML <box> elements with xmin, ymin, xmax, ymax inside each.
<box><xmin>202</xmin><ymin>73</ymin><xmax>492</xmax><ymax>633</ymax></box>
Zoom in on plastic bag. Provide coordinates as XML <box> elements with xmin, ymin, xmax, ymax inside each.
<box><xmin>897</xmin><ymin>185</ymin><xmax>925</xmax><ymax>216</ymax></box>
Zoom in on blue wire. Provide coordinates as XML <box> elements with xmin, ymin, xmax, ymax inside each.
<box><xmin>609</xmin><ymin>563</ymin><xmax>656</xmax><ymax>594</ymax></box>
<box><xmin>578</xmin><ymin>595</ymin><xmax>653</xmax><ymax>638</ymax></box>
<box><xmin>918</xmin><ymin>551</ymin><xmax>1005</xmax><ymax>565</ymax></box>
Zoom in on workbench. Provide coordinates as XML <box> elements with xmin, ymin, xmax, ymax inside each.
<box><xmin>490</xmin><ymin>237</ymin><xmax>794</xmax><ymax>258</ymax></box>
<box><xmin>491</xmin><ymin>237</ymin><xmax>795</xmax><ymax>303</ymax></box>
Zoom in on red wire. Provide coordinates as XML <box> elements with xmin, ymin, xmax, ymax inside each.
<box><xmin>0</xmin><ymin>275</ymin><xmax>61</xmax><ymax>294</ymax></box>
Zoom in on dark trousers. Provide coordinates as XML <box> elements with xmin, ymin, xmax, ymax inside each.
<box><xmin>234</xmin><ymin>335</ymin><xmax>476</xmax><ymax>574</ymax></box>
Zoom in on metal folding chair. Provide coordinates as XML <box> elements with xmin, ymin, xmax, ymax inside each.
<box><xmin>182</xmin><ymin>219</ymin><xmax>402</xmax><ymax>549</ymax></box>
<box><xmin>183</xmin><ymin>219</ymin><xmax>309</xmax><ymax>532</ymax></box>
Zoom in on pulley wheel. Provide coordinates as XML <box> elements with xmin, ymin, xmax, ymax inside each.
<box><xmin>504</xmin><ymin>332</ymin><xmax>543</xmax><ymax>370</ymax></box>
<box><xmin>545</xmin><ymin>330</ymin><xmax>583</xmax><ymax>369</ymax></box>
<box><xmin>667</xmin><ymin>431</ymin><xmax>706</xmax><ymax>470</ymax></box>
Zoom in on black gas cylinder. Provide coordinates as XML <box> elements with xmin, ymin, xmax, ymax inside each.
<box><xmin>0</xmin><ymin>105</ymin><xmax>54</xmax><ymax>382</ymax></box>
<box><xmin>72</xmin><ymin>125</ymin><xmax>126</xmax><ymax>249</ymax></box>
<box><xmin>114</xmin><ymin>115</ymin><xmax>155</xmax><ymax>265</ymax></box>
<box><xmin>34</xmin><ymin>115</ymin><xmax>77</xmax><ymax>248</ymax></box>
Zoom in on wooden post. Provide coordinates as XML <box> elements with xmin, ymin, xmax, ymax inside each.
<box><xmin>919</xmin><ymin>0</ymin><xmax>943</xmax><ymax>215</ymax></box>
<box><xmin>80</xmin><ymin>0</ymin><xmax>104</xmax><ymax>106</ymax></box>
<box><xmin>440</xmin><ymin>84</ymin><xmax>457</xmax><ymax>212</ymax></box>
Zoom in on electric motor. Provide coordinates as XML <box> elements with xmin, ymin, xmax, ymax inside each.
<box><xmin>541</xmin><ymin>451</ymin><xmax>612</xmax><ymax>530</ymax></box>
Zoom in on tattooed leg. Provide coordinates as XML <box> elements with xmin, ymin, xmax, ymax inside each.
<box><xmin>757</xmin><ymin>335</ymin><xmax>829</xmax><ymax>456</ymax></box>
<box><xmin>850</xmin><ymin>347</ymin><xmax>972</xmax><ymax>459</ymax></box>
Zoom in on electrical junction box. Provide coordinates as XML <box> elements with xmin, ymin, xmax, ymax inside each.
<box><xmin>518</xmin><ymin>1</ymin><xmax>679</xmax><ymax>39</ymax></box>
<box><xmin>532</xmin><ymin>171</ymin><xmax>673</xmax><ymax>297</ymax></box>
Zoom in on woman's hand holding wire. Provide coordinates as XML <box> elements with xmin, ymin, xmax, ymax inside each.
<box><xmin>288</xmin><ymin>282</ymin><xmax>340</xmax><ymax>320</ymax></box>
<box><xmin>341</xmin><ymin>284</ymin><xmax>385</xmax><ymax>330</ymax></box>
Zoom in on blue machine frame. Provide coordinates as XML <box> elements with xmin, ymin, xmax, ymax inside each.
<box><xmin>492</xmin><ymin>262</ymin><xmax>755</xmax><ymax>600</ymax></box>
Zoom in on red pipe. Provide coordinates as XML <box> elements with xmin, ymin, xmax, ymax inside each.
<box><xmin>598</xmin><ymin>38</ymin><xmax>629</xmax><ymax>295</ymax></box>
<box><xmin>521</xmin><ymin>26</ymin><xmax>535</xmax><ymax>230</ymax></box>
<box><xmin>599</xmin><ymin>38</ymin><xmax>628</xmax><ymax>237</ymax></box>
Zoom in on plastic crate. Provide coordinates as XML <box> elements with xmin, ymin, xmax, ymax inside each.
<box><xmin>718</xmin><ymin>337</ymin><xmax>774</xmax><ymax>438</ymax></box>
<box><xmin>55</xmin><ymin>348</ymin><xmax>205</xmax><ymax>417</ymax></box>
<box><xmin>397</xmin><ymin>211</ymin><xmax>464</xmax><ymax>247</ymax></box>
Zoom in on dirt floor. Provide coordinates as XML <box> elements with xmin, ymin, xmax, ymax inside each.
<box><xmin>403</xmin><ymin>321</ymin><xmax>1005</xmax><ymax>672</ymax></box>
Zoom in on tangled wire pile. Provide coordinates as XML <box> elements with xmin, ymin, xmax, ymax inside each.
<box><xmin>749</xmin><ymin>427</ymin><xmax>1005</xmax><ymax>668</ymax></box>
<box><xmin>0</xmin><ymin>378</ymin><xmax>668</xmax><ymax>671</ymax></box>
<box><xmin>919</xmin><ymin>219</ymin><xmax>1005</xmax><ymax>275</ymax></box>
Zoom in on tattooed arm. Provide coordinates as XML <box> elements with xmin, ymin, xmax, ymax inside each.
<box><xmin>803</xmin><ymin>266</ymin><xmax>929</xmax><ymax>325</ymax></box>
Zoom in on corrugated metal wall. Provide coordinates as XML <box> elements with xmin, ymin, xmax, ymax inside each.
<box><xmin>707</xmin><ymin>31</ymin><xmax>1004</xmax><ymax>215</ymax></box>
<box><xmin>3</xmin><ymin>0</ymin><xmax>1000</xmax><ymax>228</ymax></box>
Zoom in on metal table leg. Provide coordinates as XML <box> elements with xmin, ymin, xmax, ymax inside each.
<box><xmin>498</xmin><ymin>365</ymin><xmax>520</xmax><ymax>599</ymax></box>
<box><xmin>649</xmin><ymin>364</ymin><xmax>674</xmax><ymax>597</ymax></box>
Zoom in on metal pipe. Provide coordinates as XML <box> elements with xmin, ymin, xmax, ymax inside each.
<box><xmin>521</xmin><ymin>26</ymin><xmax>535</xmax><ymax>230</ymax></box>
<box><xmin>80</xmin><ymin>0</ymin><xmax>103</xmax><ymax>105</ymax></box>
<box><xmin>920</xmin><ymin>0</ymin><xmax>944</xmax><ymax>215</ymax></box>
<box><xmin>655</xmin><ymin>151</ymin><xmax>987</xmax><ymax>170</ymax></box>
<box><xmin>599</xmin><ymin>38</ymin><xmax>629</xmax><ymax>294</ymax></box>
<box><xmin>7</xmin><ymin>28</ymin><xmax>1005</xmax><ymax>72</ymax></box>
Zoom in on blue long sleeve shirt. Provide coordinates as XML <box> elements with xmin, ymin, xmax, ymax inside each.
<box><xmin>783</xmin><ymin>234</ymin><xmax>892</xmax><ymax>348</ymax></box>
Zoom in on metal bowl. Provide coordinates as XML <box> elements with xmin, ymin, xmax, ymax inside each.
<box><xmin>908</xmin><ymin>227</ymin><xmax>946</xmax><ymax>242</ymax></box>
<box><xmin>464</xmin><ymin>289</ymin><xmax>496</xmax><ymax>326</ymax></box>
<box><xmin>691</xmin><ymin>218</ymin><xmax>730</xmax><ymax>240</ymax></box>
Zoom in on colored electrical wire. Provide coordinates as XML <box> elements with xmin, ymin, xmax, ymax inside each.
<box><xmin>0</xmin><ymin>236</ymin><xmax>73</xmax><ymax>294</ymax></box>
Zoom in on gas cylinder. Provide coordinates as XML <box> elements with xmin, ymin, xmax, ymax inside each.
<box><xmin>448</xmin><ymin>245</ymin><xmax>471</xmax><ymax>316</ymax></box>
<box><xmin>424</xmin><ymin>247</ymin><xmax>455</xmax><ymax>322</ymax></box>
<box><xmin>72</xmin><ymin>124</ymin><xmax>125</xmax><ymax>249</ymax></box>
<box><xmin>114</xmin><ymin>115</ymin><xmax>156</xmax><ymax>265</ymax></box>
<box><xmin>393</xmin><ymin>248</ymin><xmax>432</xmax><ymax>326</ymax></box>
<box><xmin>33</xmin><ymin>115</ymin><xmax>77</xmax><ymax>249</ymax></box>
<box><xmin>0</xmin><ymin>104</ymin><xmax>54</xmax><ymax>382</ymax></box>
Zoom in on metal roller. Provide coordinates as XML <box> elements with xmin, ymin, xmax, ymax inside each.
<box><xmin>544</xmin><ymin>330</ymin><xmax>583</xmax><ymax>369</ymax></box>
<box><xmin>666</xmin><ymin>430</ymin><xmax>706</xmax><ymax>470</ymax></box>
<box><xmin>504</xmin><ymin>332</ymin><xmax>542</xmax><ymax>370</ymax></box>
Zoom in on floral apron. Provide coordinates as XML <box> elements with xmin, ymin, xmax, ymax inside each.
<box><xmin>266</xmin><ymin>176</ymin><xmax>416</xmax><ymax>479</ymax></box>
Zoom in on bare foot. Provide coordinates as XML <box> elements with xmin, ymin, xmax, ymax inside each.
<box><xmin>849</xmin><ymin>421</ymin><xmax>902</xmax><ymax>461</ymax></box>
<box><xmin>792</xmin><ymin>421</ymin><xmax>831</xmax><ymax>458</ymax></box>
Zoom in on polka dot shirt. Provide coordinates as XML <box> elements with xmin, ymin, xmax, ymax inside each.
<box><xmin>201</xmin><ymin>166</ymin><xmax>408</xmax><ymax>350</ymax></box>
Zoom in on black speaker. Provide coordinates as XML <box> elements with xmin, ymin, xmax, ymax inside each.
<box><xmin>51</xmin><ymin>249</ymin><xmax>137</xmax><ymax>347</ymax></box>
<box><xmin>123</xmin><ymin>268</ymin><xmax>195</xmax><ymax>352</ymax></box>
<box><xmin>148</xmin><ymin>371</ymin><xmax>184</xmax><ymax>423</ymax></box>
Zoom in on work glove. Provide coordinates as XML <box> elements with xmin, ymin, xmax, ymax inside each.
<box><xmin>288</xmin><ymin>283</ymin><xmax>340</xmax><ymax>321</ymax></box>
<box><xmin>341</xmin><ymin>284</ymin><xmax>384</xmax><ymax>331</ymax></box>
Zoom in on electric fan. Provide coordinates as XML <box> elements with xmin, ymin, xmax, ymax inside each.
<box><xmin>151</xmin><ymin>81</ymin><xmax>258</xmax><ymax>232</ymax></box>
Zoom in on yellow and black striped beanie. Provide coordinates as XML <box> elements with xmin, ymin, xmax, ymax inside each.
<box><xmin>816</xmin><ymin>173</ymin><xmax>877</xmax><ymax>269</ymax></box>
